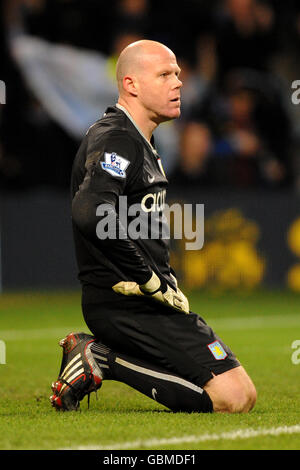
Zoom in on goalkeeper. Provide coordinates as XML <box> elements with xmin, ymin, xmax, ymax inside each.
<box><xmin>50</xmin><ymin>40</ymin><xmax>256</xmax><ymax>414</ymax></box>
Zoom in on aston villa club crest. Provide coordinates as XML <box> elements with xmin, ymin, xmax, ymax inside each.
<box><xmin>207</xmin><ymin>340</ymin><xmax>228</xmax><ymax>360</ymax></box>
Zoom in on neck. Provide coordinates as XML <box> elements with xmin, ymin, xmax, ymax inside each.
<box><xmin>117</xmin><ymin>97</ymin><xmax>158</xmax><ymax>142</ymax></box>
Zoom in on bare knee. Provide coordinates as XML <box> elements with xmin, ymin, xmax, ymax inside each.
<box><xmin>204</xmin><ymin>366</ymin><xmax>257</xmax><ymax>414</ymax></box>
<box><xmin>246</xmin><ymin>383</ymin><xmax>257</xmax><ymax>412</ymax></box>
<box><xmin>223</xmin><ymin>383</ymin><xmax>257</xmax><ymax>413</ymax></box>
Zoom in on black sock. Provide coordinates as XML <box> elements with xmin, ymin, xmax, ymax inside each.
<box><xmin>91</xmin><ymin>342</ymin><xmax>213</xmax><ymax>413</ymax></box>
<box><xmin>90</xmin><ymin>342</ymin><xmax>113</xmax><ymax>379</ymax></box>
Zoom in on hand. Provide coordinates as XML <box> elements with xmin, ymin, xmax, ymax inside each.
<box><xmin>112</xmin><ymin>271</ymin><xmax>190</xmax><ymax>314</ymax></box>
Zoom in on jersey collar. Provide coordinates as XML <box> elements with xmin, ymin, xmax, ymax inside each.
<box><xmin>115</xmin><ymin>103</ymin><xmax>158</xmax><ymax>156</ymax></box>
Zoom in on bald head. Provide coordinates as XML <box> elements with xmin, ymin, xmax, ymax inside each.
<box><xmin>116</xmin><ymin>40</ymin><xmax>175</xmax><ymax>94</ymax></box>
<box><xmin>116</xmin><ymin>39</ymin><xmax>182</xmax><ymax>131</ymax></box>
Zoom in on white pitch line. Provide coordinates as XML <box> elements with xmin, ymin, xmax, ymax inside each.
<box><xmin>0</xmin><ymin>326</ymin><xmax>85</xmax><ymax>341</ymax></box>
<box><xmin>208</xmin><ymin>314</ymin><xmax>300</xmax><ymax>331</ymax></box>
<box><xmin>65</xmin><ymin>424</ymin><xmax>300</xmax><ymax>450</ymax></box>
<box><xmin>1</xmin><ymin>313</ymin><xmax>300</xmax><ymax>341</ymax></box>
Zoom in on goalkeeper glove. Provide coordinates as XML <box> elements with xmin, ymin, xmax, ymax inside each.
<box><xmin>112</xmin><ymin>271</ymin><xmax>190</xmax><ymax>314</ymax></box>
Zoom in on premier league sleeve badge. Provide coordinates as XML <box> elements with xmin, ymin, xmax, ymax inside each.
<box><xmin>101</xmin><ymin>152</ymin><xmax>130</xmax><ymax>178</ymax></box>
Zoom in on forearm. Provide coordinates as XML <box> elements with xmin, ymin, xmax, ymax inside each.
<box><xmin>72</xmin><ymin>189</ymin><xmax>152</xmax><ymax>285</ymax></box>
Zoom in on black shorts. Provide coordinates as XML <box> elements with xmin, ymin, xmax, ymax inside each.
<box><xmin>82</xmin><ymin>286</ymin><xmax>240</xmax><ymax>388</ymax></box>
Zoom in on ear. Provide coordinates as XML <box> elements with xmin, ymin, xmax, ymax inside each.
<box><xmin>123</xmin><ymin>75</ymin><xmax>138</xmax><ymax>97</ymax></box>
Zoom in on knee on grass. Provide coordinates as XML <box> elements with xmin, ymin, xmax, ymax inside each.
<box><xmin>221</xmin><ymin>384</ymin><xmax>257</xmax><ymax>413</ymax></box>
<box><xmin>204</xmin><ymin>367</ymin><xmax>257</xmax><ymax>413</ymax></box>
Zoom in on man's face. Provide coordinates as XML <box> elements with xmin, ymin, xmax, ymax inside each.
<box><xmin>135</xmin><ymin>50</ymin><xmax>183</xmax><ymax>123</ymax></box>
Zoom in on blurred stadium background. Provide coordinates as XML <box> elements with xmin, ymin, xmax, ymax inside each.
<box><xmin>0</xmin><ymin>0</ymin><xmax>300</xmax><ymax>294</ymax></box>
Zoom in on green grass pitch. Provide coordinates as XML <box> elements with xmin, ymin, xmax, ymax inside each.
<box><xmin>0</xmin><ymin>289</ymin><xmax>299</xmax><ymax>450</ymax></box>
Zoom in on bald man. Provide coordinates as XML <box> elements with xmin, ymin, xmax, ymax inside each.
<box><xmin>50</xmin><ymin>40</ymin><xmax>256</xmax><ymax>414</ymax></box>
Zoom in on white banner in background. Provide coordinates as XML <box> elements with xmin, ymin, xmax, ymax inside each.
<box><xmin>9</xmin><ymin>35</ymin><xmax>178</xmax><ymax>172</ymax></box>
<box><xmin>10</xmin><ymin>35</ymin><xmax>118</xmax><ymax>139</ymax></box>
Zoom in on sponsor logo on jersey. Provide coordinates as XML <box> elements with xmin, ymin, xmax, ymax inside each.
<box><xmin>141</xmin><ymin>189</ymin><xmax>166</xmax><ymax>212</ymax></box>
<box><xmin>207</xmin><ymin>341</ymin><xmax>228</xmax><ymax>360</ymax></box>
<box><xmin>101</xmin><ymin>152</ymin><xmax>130</xmax><ymax>178</ymax></box>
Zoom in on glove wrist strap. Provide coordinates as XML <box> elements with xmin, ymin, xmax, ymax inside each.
<box><xmin>140</xmin><ymin>271</ymin><xmax>161</xmax><ymax>294</ymax></box>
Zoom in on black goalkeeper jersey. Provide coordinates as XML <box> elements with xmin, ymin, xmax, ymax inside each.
<box><xmin>71</xmin><ymin>104</ymin><xmax>176</xmax><ymax>292</ymax></box>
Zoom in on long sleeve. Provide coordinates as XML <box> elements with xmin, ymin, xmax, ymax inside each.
<box><xmin>72</xmin><ymin>129</ymin><xmax>152</xmax><ymax>285</ymax></box>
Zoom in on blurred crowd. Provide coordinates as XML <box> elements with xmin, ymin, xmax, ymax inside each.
<box><xmin>1</xmin><ymin>0</ymin><xmax>300</xmax><ymax>191</ymax></box>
